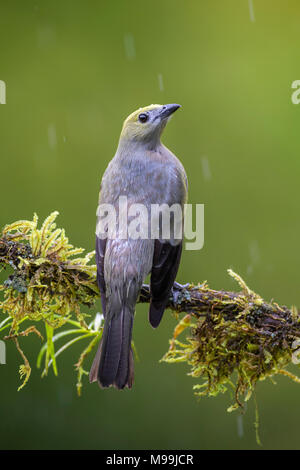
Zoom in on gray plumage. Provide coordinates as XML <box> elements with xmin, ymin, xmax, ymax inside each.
<box><xmin>89</xmin><ymin>104</ymin><xmax>188</xmax><ymax>389</ymax></box>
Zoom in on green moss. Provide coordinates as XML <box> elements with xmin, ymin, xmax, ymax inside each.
<box><xmin>1</xmin><ymin>211</ymin><xmax>300</xmax><ymax>420</ymax></box>
<box><xmin>161</xmin><ymin>271</ymin><xmax>300</xmax><ymax>414</ymax></box>
<box><xmin>0</xmin><ymin>212</ymin><xmax>101</xmax><ymax>390</ymax></box>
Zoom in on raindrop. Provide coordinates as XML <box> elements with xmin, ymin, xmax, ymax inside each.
<box><xmin>201</xmin><ymin>156</ymin><xmax>212</xmax><ymax>181</ymax></box>
<box><xmin>247</xmin><ymin>265</ymin><xmax>253</xmax><ymax>275</ymax></box>
<box><xmin>124</xmin><ymin>33</ymin><xmax>136</xmax><ymax>60</ymax></box>
<box><xmin>48</xmin><ymin>124</ymin><xmax>57</xmax><ymax>150</ymax></box>
<box><xmin>249</xmin><ymin>240</ymin><xmax>260</xmax><ymax>265</ymax></box>
<box><xmin>37</xmin><ymin>26</ymin><xmax>56</xmax><ymax>48</ymax></box>
<box><xmin>237</xmin><ymin>414</ymin><xmax>244</xmax><ymax>438</ymax></box>
<box><xmin>158</xmin><ymin>73</ymin><xmax>164</xmax><ymax>92</ymax></box>
<box><xmin>247</xmin><ymin>241</ymin><xmax>259</xmax><ymax>275</ymax></box>
<box><xmin>248</xmin><ymin>0</ymin><xmax>255</xmax><ymax>23</ymax></box>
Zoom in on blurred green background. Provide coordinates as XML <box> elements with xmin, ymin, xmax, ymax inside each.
<box><xmin>0</xmin><ymin>0</ymin><xmax>300</xmax><ymax>450</ymax></box>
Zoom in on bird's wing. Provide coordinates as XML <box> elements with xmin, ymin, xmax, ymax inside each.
<box><xmin>95</xmin><ymin>236</ymin><xmax>107</xmax><ymax>316</ymax></box>
<box><xmin>149</xmin><ymin>239</ymin><xmax>182</xmax><ymax>328</ymax></box>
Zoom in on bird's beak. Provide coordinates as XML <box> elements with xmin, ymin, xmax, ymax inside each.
<box><xmin>159</xmin><ymin>103</ymin><xmax>181</xmax><ymax>120</ymax></box>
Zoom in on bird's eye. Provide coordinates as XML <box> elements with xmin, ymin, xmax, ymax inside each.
<box><xmin>138</xmin><ymin>113</ymin><xmax>149</xmax><ymax>123</ymax></box>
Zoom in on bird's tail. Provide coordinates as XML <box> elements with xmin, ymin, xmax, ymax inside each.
<box><xmin>89</xmin><ymin>305</ymin><xmax>134</xmax><ymax>389</ymax></box>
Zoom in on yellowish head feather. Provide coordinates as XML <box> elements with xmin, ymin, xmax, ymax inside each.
<box><xmin>120</xmin><ymin>104</ymin><xmax>163</xmax><ymax>142</ymax></box>
<box><xmin>118</xmin><ymin>104</ymin><xmax>181</xmax><ymax>147</ymax></box>
<box><xmin>124</xmin><ymin>104</ymin><xmax>162</xmax><ymax>126</ymax></box>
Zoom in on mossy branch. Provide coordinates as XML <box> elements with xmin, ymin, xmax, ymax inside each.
<box><xmin>1</xmin><ymin>212</ymin><xmax>300</xmax><ymax>416</ymax></box>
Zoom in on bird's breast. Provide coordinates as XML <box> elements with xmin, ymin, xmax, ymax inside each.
<box><xmin>99</xmin><ymin>149</ymin><xmax>186</xmax><ymax>209</ymax></box>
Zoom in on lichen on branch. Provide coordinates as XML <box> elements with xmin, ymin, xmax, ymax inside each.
<box><xmin>0</xmin><ymin>212</ymin><xmax>101</xmax><ymax>391</ymax></box>
<box><xmin>151</xmin><ymin>276</ymin><xmax>300</xmax><ymax>411</ymax></box>
<box><xmin>0</xmin><ymin>211</ymin><xmax>300</xmax><ymax>413</ymax></box>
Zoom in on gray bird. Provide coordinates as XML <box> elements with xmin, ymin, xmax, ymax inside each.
<box><xmin>89</xmin><ymin>104</ymin><xmax>188</xmax><ymax>389</ymax></box>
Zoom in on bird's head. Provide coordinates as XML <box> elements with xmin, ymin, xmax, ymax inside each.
<box><xmin>119</xmin><ymin>103</ymin><xmax>181</xmax><ymax>147</ymax></box>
